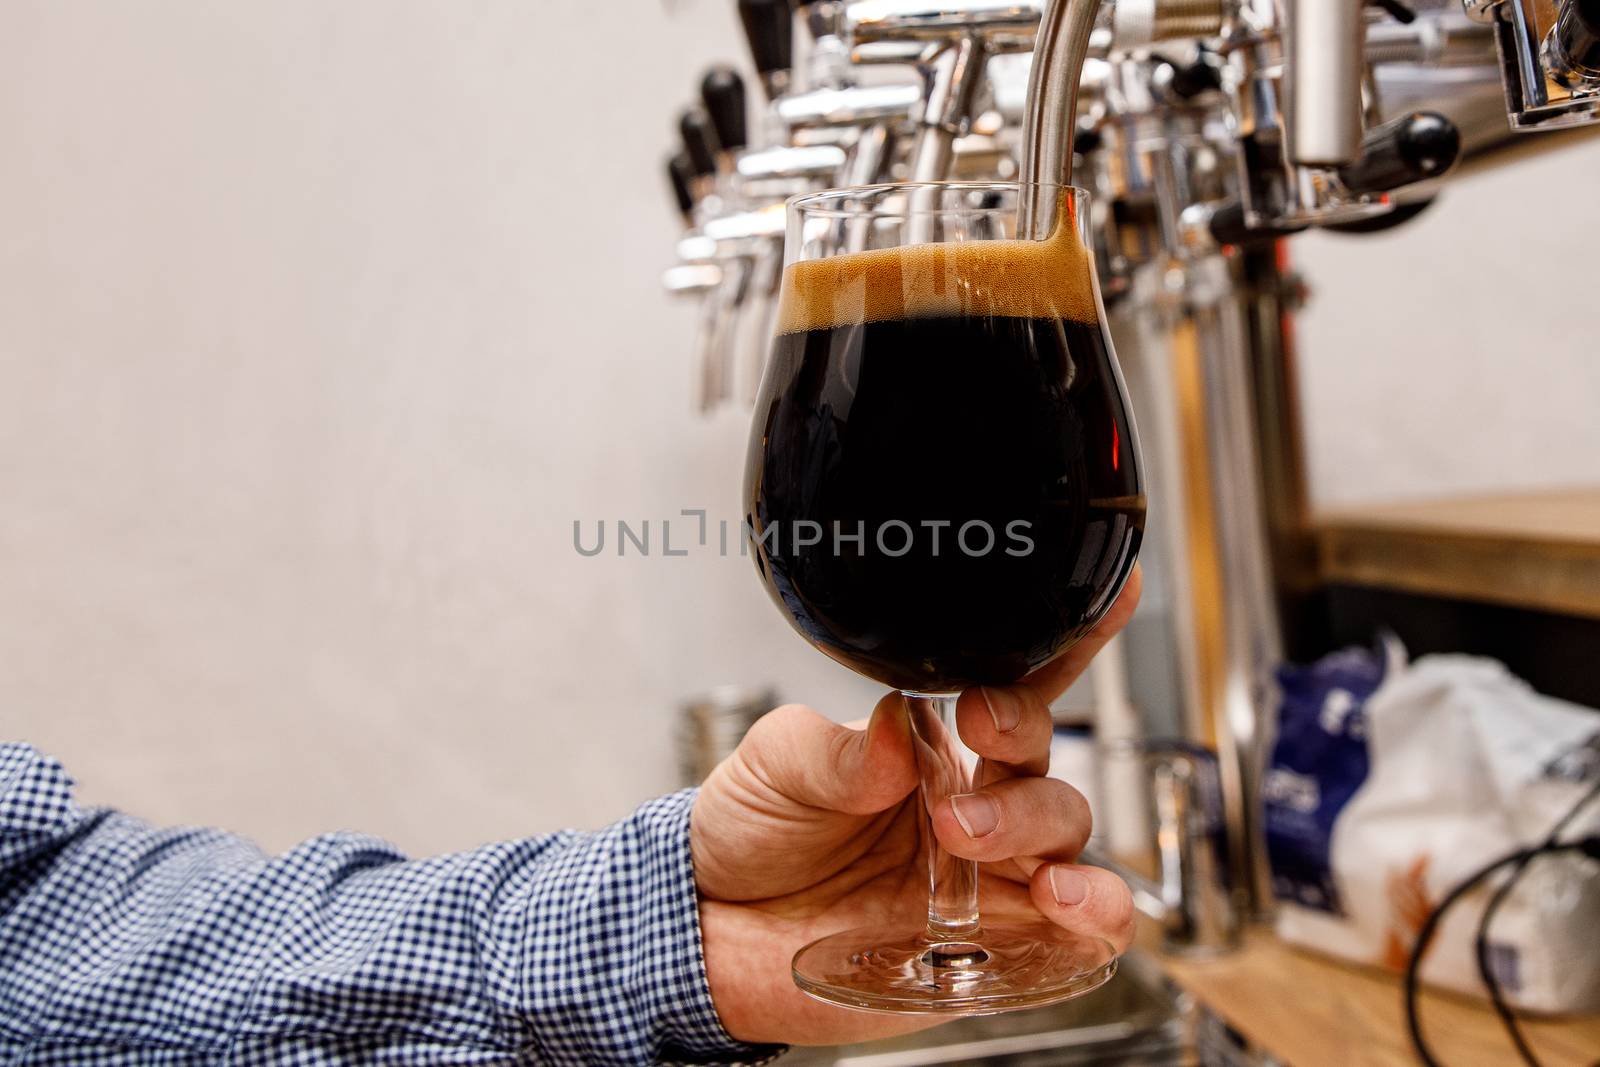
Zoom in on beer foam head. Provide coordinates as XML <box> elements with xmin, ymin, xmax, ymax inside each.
<box><xmin>777</xmin><ymin>202</ymin><xmax>1098</xmax><ymax>333</ymax></box>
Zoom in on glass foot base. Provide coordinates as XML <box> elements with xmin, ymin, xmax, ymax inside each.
<box><xmin>792</xmin><ymin>922</ymin><xmax>1119</xmax><ymax>1015</ymax></box>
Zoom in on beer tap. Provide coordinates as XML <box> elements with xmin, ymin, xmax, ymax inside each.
<box><xmin>775</xmin><ymin>84</ymin><xmax>920</xmax><ymax>185</ymax></box>
<box><xmin>740</xmin><ymin>0</ymin><xmax>797</xmax><ymax>102</ymax></box>
<box><xmin>662</xmin><ymin>159</ymin><xmax>723</xmax><ymax>325</ymax></box>
<box><xmin>750</xmin><ymin>4</ymin><xmax>925</xmax><ymax>188</ymax></box>
<box><xmin>701</xmin><ymin>66</ymin><xmax>751</xmax><ymax>181</ymax></box>
<box><xmin>676</xmin><ymin>103</ymin><xmax>751</xmax><ymax>411</ymax></box>
<box><xmin>702</xmin><ymin>66</ymin><xmax>803</xmax><ymax>405</ymax></box>
<box><xmin>677</xmin><ymin>106</ymin><xmax>722</xmax><ymax>216</ymax></box>
<box><xmin>740</xmin><ymin>0</ymin><xmax>802</xmax><ymax>153</ymax></box>
<box><xmin>1212</xmin><ymin>0</ymin><xmax>1381</xmax><ymax>230</ymax></box>
<box><xmin>665</xmin><ymin>152</ymin><xmax>697</xmax><ymax>226</ymax></box>
<box><xmin>1471</xmin><ymin>0</ymin><xmax>1600</xmax><ymax>128</ymax></box>
<box><xmin>793</xmin><ymin>2</ymin><xmax>935</xmax><ymax>87</ymax></box>
<box><xmin>678</xmin><ymin>227</ymin><xmax>752</xmax><ymax>413</ymax></box>
<box><xmin>661</xmin><ymin>0</ymin><xmax>1600</xmax><ymax>938</ymax></box>
<box><xmin>1549</xmin><ymin>0</ymin><xmax>1600</xmax><ymax>91</ymax></box>
<box><xmin>843</xmin><ymin>0</ymin><xmax>1046</xmax><ymax>181</ymax></box>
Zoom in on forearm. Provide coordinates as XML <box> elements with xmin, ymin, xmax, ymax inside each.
<box><xmin>0</xmin><ymin>743</ymin><xmax>774</xmax><ymax>1065</ymax></box>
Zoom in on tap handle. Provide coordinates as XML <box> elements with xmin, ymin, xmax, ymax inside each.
<box><xmin>1337</xmin><ymin>111</ymin><xmax>1460</xmax><ymax>194</ymax></box>
<box><xmin>738</xmin><ymin>0</ymin><xmax>794</xmax><ymax>81</ymax></box>
<box><xmin>667</xmin><ymin>152</ymin><xmax>696</xmax><ymax>217</ymax></box>
<box><xmin>701</xmin><ymin>66</ymin><xmax>749</xmax><ymax>153</ymax></box>
<box><xmin>679</xmin><ymin>106</ymin><xmax>721</xmax><ymax>178</ymax></box>
<box><xmin>1206</xmin><ymin>200</ymin><xmax>1307</xmax><ymax>248</ymax></box>
<box><xmin>1162</xmin><ymin>53</ymin><xmax>1223</xmax><ymax>101</ymax></box>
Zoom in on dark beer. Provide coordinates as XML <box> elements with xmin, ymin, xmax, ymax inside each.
<box><xmin>744</xmin><ymin>234</ymin><xmax>1144</xmax><ymax>693</ymax></box>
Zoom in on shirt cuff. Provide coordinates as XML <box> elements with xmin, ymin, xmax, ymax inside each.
<box><xmin>633</xmin><ymin>789</ymin><xmax>788</xmax><ymax>1066</ymax></box>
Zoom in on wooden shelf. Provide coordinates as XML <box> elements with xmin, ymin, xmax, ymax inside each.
<box><xmin>1314</xmin><ymin>488</ymin><xmax>1600</xmax><ymax>620</ymax></box>
<box><xmin>1146</xmin><ymin>927</ymin><xmax>1600</xmax><ymax>1067</ymax></box>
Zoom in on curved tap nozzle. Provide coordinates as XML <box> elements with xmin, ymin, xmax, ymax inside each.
<box><xmin>1019</xmin><ymin>0</ymin><xmax>1102</xmax><ymax>236</ymax></box>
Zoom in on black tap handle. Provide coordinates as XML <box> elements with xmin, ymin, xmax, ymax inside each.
<box><xmin>678</xmin><ymin>106</ymin><xmax>720</xmax><ymax>178</ymax></box>
<box><xmin>738</xmin><ymin>0</ymin><xmax>793</xmax><ymax>79</ymax></box>
<box><xmin>1207</xmin><ymin>201</ymin><xmax>1307</xmax><ymax>248</ymax></box>
<box><xmin>667</xmin><ymin>152</ymin><xmax>696</xmax><ymax>216</ymax></box>
<box><xmin>700</xmin><ymin>66</ymin><xmax>749</xmax><ymax>153</ymax></box>
<box><xmin>1072</xmin><ymin>126</ymin><xmax>1103</xmax><ymax>156</ymax></box>
<box><xmin>1164</xmin><ymin>53</ymin><xmax>1224</xmax><ymax>100</ymax></box>
<box><xmin>1338</xmin><ymin>111</ymin><xmax>1461</xmax><ymax>195</ymax></box>
<box><xmin>1368</xmin><ymin>0</ymin><xmax>1417</xmax><ymax>24</ymax></box>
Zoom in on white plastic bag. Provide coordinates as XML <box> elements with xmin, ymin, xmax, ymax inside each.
<box><xmin>1273</xmin><ymin>654</ymin><xmax>1600</xmax><ymax>1014</ymax></box>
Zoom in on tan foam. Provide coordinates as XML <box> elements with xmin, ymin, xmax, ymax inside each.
<box><xmin>778</xmin><ymin>197</ymin><xmax>1098</xmax><ymax>333</ymax></box>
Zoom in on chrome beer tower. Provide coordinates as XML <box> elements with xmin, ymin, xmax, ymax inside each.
<box><xmin>663</xmin><ymin>0</ymin><xmax>1599</xmax><ymax>948</ymax></box>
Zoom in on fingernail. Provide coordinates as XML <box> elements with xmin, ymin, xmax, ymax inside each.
<box><xmin>980</xmin><ymin>687</ymin><xmax>1020</xmax><ymax>734</ymax></box>
<box><xmin>950</xmin><ymin>793</ymin><xmax>1000</xmax><ymax>839</ymax></box>
<box><xmin>1049</xmin><ymin>866</ymin><xmax>1088</xmax><ymax>906</ymax></box>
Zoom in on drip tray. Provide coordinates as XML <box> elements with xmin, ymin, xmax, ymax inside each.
<box><xmin>777</xmin><ymin>951</ymin><xmax>1189</xmax><ymax>1067</ymax></box>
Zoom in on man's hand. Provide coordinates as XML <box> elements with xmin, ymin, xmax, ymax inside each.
<box><xmin>692</xmin><ymin>567</ymin><xmax>1142</xmax><ymax>1047</ymax></box>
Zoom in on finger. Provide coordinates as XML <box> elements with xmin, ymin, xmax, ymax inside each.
<box><xmin>1019</xmin><ymin>564</ymin><xmax>1143</xmax><ymax>706</ymax></box>
<box><xmin>735</xmin><ymin>697</ymin><xmax>917</xmax><ymax>816</ymax></box>
<box><xmin>1029</xmin><ymin>863</ymin><xmax>1137</xmax><ymax>954</ymax></box>
<box><xmin>929</xmin><ymin>776</ymin><xmax>1091</xmax><ymax>865</ymax></box>
<box><xmin>954</xmin><ymin>684</ymin><xmax>1053</xmax><ymax>777</ymax></box>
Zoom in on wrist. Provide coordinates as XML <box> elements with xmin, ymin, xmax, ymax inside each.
<box><xmin>699</xmin><ymin>897</ymin><xmax>789</xmax><ymax>1046</ymax></box>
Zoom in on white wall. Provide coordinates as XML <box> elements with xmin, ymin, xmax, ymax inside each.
<box><xmin>0</xmin><ymin>0</ymin><xmax>879</xmax><ymax>855</ymax></box>
<box><xmin>2</xmin><ymin>2</ymin><xmax>1595</xmax><ymax>856</ymax></box>
<box><xmin>1292</xmin><ymin>136</ymin><xmax>1600</xmax><ymax>507</ymax></box>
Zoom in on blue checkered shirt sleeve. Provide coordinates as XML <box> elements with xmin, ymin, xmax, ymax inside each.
<box><xmin>0</xmin><ymin>743</ymin><xmax>785</xmax><ymax>1065</ymax></box>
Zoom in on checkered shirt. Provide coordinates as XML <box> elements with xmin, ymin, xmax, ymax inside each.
<box><xmin>0</xmin><ymin>743</ymin><xmax>784</xmax><ymax>1065</ymax></box>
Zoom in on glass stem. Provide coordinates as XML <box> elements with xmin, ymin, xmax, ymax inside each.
<box><xmin>904</xmin><ymin>692</ymin><xmax>983</xmax><ymax>944</ymax></box>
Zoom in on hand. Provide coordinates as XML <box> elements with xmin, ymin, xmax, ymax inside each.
<box><xmin>692</xmin><ymin>566</ymin><xmax>1142</xmax><ymax>1047</ymax></box>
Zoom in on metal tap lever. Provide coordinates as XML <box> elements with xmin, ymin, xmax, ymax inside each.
<box><xmin>736</xmin><ymin>144</ymin><xmax>849</xmax><ymax>180</ymax></box>
<box><xmin>845</xmin><ymin>0</ymin><xmax>1043</xmax><ymax>181</ymax></box>
<box><xmin>1337</xmin><ymin>111</ymin><xmax>1461</xmax><ymax>193</ymax></box>
<box><xmin>701</xmin><ymin>66</ymin><xmax>750</xmax><ymax>153</ymax></box>
<box><xmin>776</xmin><ymin>83</ymin><xmax>923</xmax><ymax>127</ymax></box>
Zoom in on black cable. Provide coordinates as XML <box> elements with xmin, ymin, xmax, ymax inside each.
<box><xmin>1404</xmin><ymin>777</ymin><xmax>1600</xmax><ymax>1067</ymax></box>
<box><xmin>1405</xmin><ymin>847</ymin><xmax>1534</xmax><ymax>1067</ymax></box>
<box><xmin>1473</xmin><ymin>779</ymin><xmax>1600</xmax><ymax>1067</ymax></box>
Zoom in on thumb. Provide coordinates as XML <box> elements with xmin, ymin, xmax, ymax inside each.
<box><xmin>736</xmin><ymin>696</ymin><xmax>918</xmax><ymax>815</ymax></box>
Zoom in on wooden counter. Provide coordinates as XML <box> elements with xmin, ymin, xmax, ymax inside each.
<box><xmin>1314</xmin><ymin>488</ymin><xmax>1600</xmax><ymax>620</ymax></box>
<box><xmin>1145</xmin><ymin>927</ymin><xmax>1600</xmax><ymax>1067</ymax></box>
